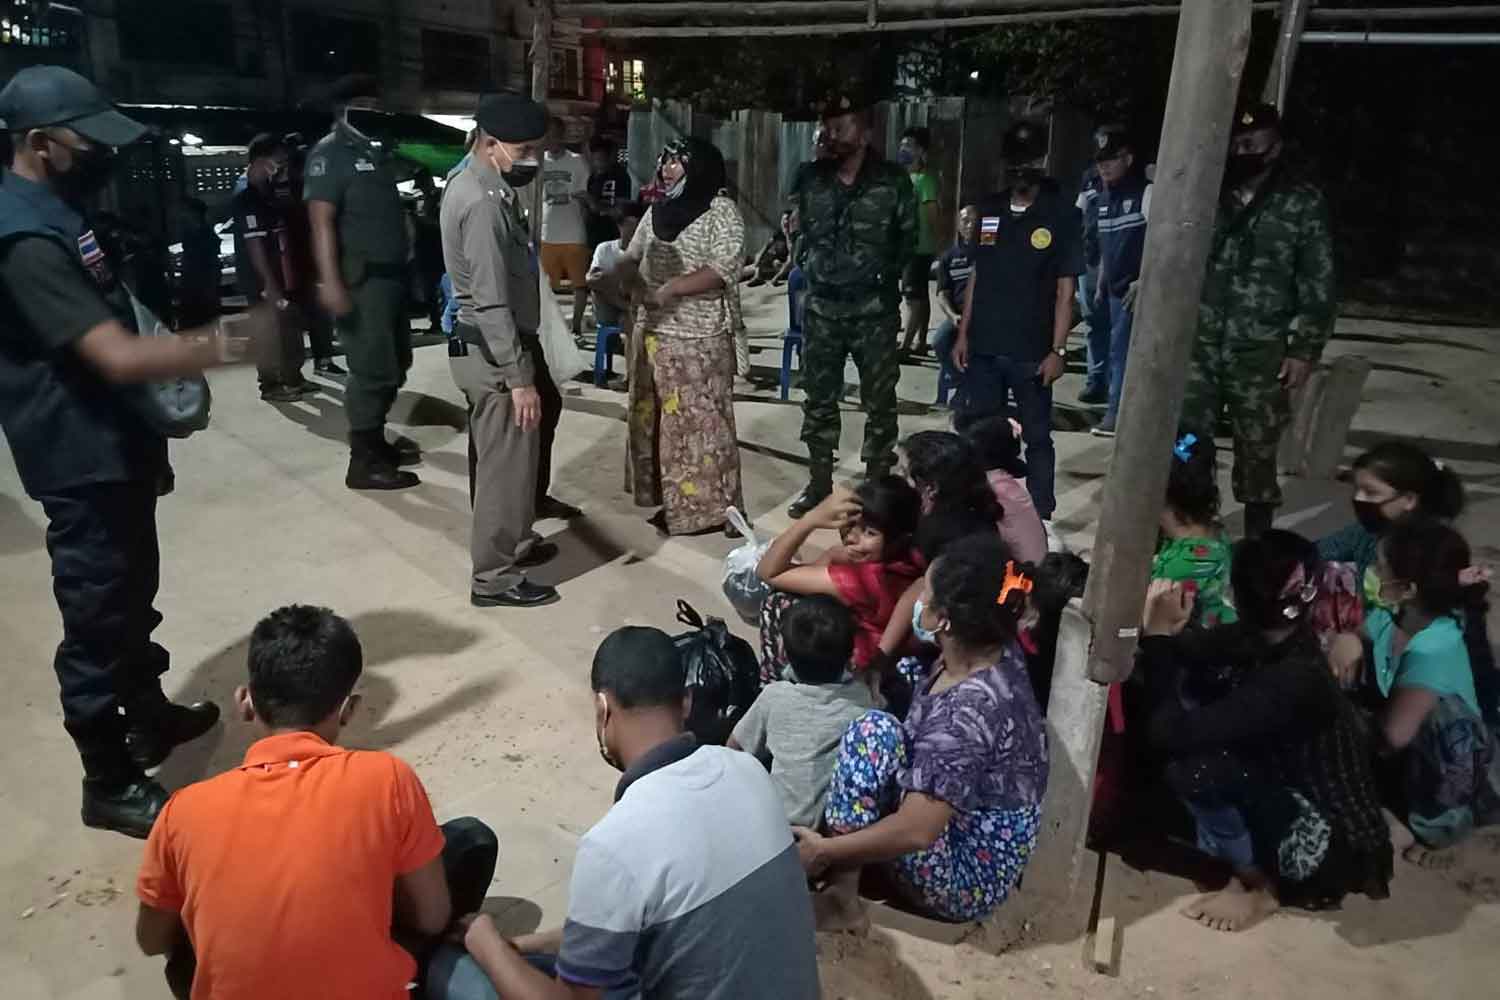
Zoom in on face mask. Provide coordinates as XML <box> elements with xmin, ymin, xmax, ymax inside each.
<box><xmin>51</xmin><ymin>139</ymin><xmax>117</xmax><ymax>202</ymax></box>
<box><xmin>664</xmin><ymin>176</ymin><xmax>687</xmax><ymax>200</ymax></box>
<box><xmin>1224</xmin><ymin>150</ymin><xmax>1269</xmax><ymax>187</ymax></box>
<box><xmin>1352</xmin><ymin>498</ymin><xmax>1391</xmax><ymax>534</ymax></box>
<box><xmin>1007</xmin><ymin>166</ymin><xmax>1044</xmax><ymax>190</ymax></box>
<box><xmin>1362</xmin><ymin>566</ymin><xmax>1402</xmax><ymax>614</ymax></box>
<box><xmin>896</xmin><ymin>148</ymin><xmax>915</xmax><ymax>167</ymax></box>
<box><xmin>503</xmin><ymin>159</ymin><xmax>539</xmax><ymax>188</ymax></box>
<box><xmin>911</xmin><ymin>599</ymin><xmax>940</xmax><ymax>645</ymax></box>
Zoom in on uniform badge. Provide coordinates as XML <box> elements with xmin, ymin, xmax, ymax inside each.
<box><xmin>355</xmin><ymin>159</ymin><xmax>376</xmax><ymax>172</ymax></box>
<box><xmin>979</xmin><ymin>215</ymin><xmax>1000</xmax><ymax>247</ymax></box>
<box><xmin>77</xmin><ymin>229</ymin><xmax>113</xmax><ymax>287</ymax></box>
<box><xmin>1030</xmin><ymin>227</ymin><xmax>1053</xmax><ymax>250</ymax></box>
<box><xmin>1124</xmin><ymin>199</ymin><xmax>1134</xmax><ymax>213</ymax></box>
<box><xmin>307</xmin><ymin>157</ymin><xmax>327</xmax><ymax>177</ymax></box>
<box><xmin>245</xmin><ymin>214</ymin><xmax>258</xmax><ymax>229</ymax></box>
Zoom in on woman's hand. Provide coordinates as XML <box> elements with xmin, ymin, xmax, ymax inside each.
<box><xmin>1327</xmin><ymin>632</ymin><xmax>1365</xmax><ymax>688</ymax></box>
<box><xmin>1143</xmin><ymin>579</ymin><xmax>1194</xmax><ymax>637</ymax></box>
<box><xmin>792</xmin><ymin>826</ymin><xmax>830</xmax><ymax>877</ymax></box>
<box><xmin>808</xmin><ymin>487</ymin><xmax>861</xmax><ymax>530</ymax></box>
<box><xmin>649</xmin><ymin>280</ymin><xmax>680</xmax><ymax>310</ymax></box>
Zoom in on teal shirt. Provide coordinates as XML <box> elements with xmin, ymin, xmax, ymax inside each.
<box><xmin>1366</xmin><ymin>608</ymin><xmax>1479</xmax><ymax>716</ymax></box>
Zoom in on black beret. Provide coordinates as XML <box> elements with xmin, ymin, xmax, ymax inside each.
<box><xmin>476</xmin><ymin>93</ymin><xmax>549</xmax><ymax>143</ymax></box>
<box><xmin>1233</xmin><ymin>103</ymin><xmax>1281</xmax><ymax>136</ymax></box>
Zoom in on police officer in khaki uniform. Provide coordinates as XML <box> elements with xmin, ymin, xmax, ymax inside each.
<box><xmin>440</xmin><ymin>94</ymin><xmax>560</xmax><ymax>608</ymax></box>
<box><xmin>304</xmin><ymin>75</ymin><xmax>420</xmax><ymax>491</ymax></box>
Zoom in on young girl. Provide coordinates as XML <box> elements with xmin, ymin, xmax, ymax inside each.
<box><xmin>1141</xmin><ymin>531</ymin><xmax>1392</xmax><ymax>932</ymax></box>
<box><xmin>952</xmin><ymin>410</ymin><xmax>1047</xmax><ymax>564</ymax></box>
<box><xmin>757</xmin><ymin>477</ymin><xmax>923</xmax><ymax>683</ymax></box>
<box><xmin>1153</xmin><ymin>432</ymin><xmax>1237</xmax><ymax>628</ymax></box>
<box><xmin>1336</xmin><ymin>518</ymin><xmax>1498</xmax><ymax>863</ymax></box>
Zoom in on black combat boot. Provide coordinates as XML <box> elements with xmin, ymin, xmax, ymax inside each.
<box><xmin>126</xmin><ymin>700</ymin><xmax>222</xmax><ymax>772</ymax></box>
<box><xmin>1243</xmin><ymin>502</ymin><xmax>1276</xmax><ymax>539</ymax></box>
<box><xmin>346</xmin><ymin>430</ymin><xmax>420</xmax><ymax>491</ymax></box>
<box><xmin>374</xmin><ymin>429</ymin><xmax>422</xmax><ymax>468</ymax></box>
<box><xmin>81</xmin><ymin>776</ymin><xmax>168</xmax><ymax>839</ymax></box>
<box><xmin>788</xmin><ymin>462</ymin><xmax>834</xmax><ymax>519</ymax></box>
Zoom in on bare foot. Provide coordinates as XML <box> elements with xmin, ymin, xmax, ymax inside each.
<box><xmin>1180</xmin><ymin>877</ymin><xmax>1279</xmax><ymax>932</ymax></box>
<box><xmin>811</xmin><ymin>886</ymin><xmax>871</xmax><ymax>936</ymax></box>
<box><xmin>1385</xmin><ymin>809</ymin><xmax>1455</xmax><ymax>869</ymax></box>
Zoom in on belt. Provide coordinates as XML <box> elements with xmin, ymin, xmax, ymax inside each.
<box><xmin>452</xmin><ymin>322</ymin><xmax>539</xmax><ymax>367</ymax></box>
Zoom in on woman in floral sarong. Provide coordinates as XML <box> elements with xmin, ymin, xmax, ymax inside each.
<box><xmin>616</xmin><ymin>138</ymin><xmax>746</xmax><ymax>537</ymax></box>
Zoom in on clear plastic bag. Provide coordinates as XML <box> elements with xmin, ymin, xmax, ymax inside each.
<box><xmin>721</xmin><ymin>506</ymin><xmax>772</xmax><ymax>626</ymax></box>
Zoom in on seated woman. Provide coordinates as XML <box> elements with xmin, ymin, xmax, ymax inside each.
<box><xmin>1334</xmin><ymin>518</ymin><xmax>1498</xmax><ymax>863</ymax></box>
<box><xmin>1153</xmin><ymin>432</ymin><xmax>1237</xmax><ymax>629</ymax></box>
<box><xmin>952</xmin><ymin>408</ymin><xmax>1047</xmax><ymax>565</ymax></box>
<box><xmin>897</xmin><ymin>430</ymin><xmax>1001</xmax><ymax>524</ymax></box>
<box><xmin>1140</xmin><ymin>530</ymin><xmax>1392</xmax><ymax>933</ymax></box>
<box><xmin>791</xmin><ymin>533</ymin><xmax>1048</xmax><ymax>930</ymax></box>
<box><xmin>757</xmin><ymin>478</ymin><xmax>922</xmax><ymax>684</ymax></box>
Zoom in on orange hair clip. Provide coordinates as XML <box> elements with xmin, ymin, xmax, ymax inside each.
<box><xmin>1000</xmin><ymin>560</ymin><xmax>1033</xmax><ymax>606</ymax></box>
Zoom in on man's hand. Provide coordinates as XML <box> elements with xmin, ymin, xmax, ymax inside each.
<box><xmin>1143</xmin><ymin>579</ymin><xmax>1195</xmax><ymax>637</ymax></box>
<box><xmin>511</xmin><ymin>385</ymin><xmax>542</xmax><ymax>432</ymax></box>
<box><xmin>1123</xmin><ymin>279</ymin><xmax>1140</xmax><ymax>312</ymax></box>
<box><xmin>1037</xmin><ymin>351</ymin><xmax>1065</xmax><ymax>387</ymax></box>
<box><xmin>649</xmin><ymin>280</ymin><xmax>679</xmax><ymax>310</ymax></box>
<box><xmin>317</xmin><ymin>281</ymin><xmax>354</xmax><ymax>319</ymax></box>
<box><xmin>809</xmin><ymin>486</ymin><xmax>861</xmax><ymax>531</ymax></box>
<box><xmin>1279</xmin><ymin>356</ymin><xmax>1311</xmax><ymax>390</ymax></box>
<box><xmin>1327</xmin><ymin>632</ymin><xmax>1365</xmax><ymax>689</ymax></box>
<box><xmin>456</xmin><ymin>913</ymin><xmax>516</xmax><ymax>966</ymax></box>
<box><xmin>792</xmin><ymin>826</ymin><xmax>830</xmax><ymax>877</ymax></box>
<box><xmin>952</xmin><ymin>332</ymin><xmax>970</xmax><ymax>372</ymax></box>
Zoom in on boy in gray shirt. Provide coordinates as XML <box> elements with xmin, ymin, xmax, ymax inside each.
<box><xmin>730</xmin><ymin>596</ymin><xmax>874</xmax><ymax>826</ymax></box>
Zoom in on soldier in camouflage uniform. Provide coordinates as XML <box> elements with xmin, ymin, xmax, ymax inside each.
<box><xmin>1181</xmin><ymin>104</ymin><xmax>1336</xmax><ymax>538</ymax></box>
<box><xmin>786</xmin><ymin>93</ymin><xmax>917</xmax><ymax>518</ymax></box>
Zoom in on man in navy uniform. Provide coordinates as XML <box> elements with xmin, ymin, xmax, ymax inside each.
<box><xmin>0</xmin><ymin>66</ymin><xmax>248</xmax><ymax>837</ymax></box>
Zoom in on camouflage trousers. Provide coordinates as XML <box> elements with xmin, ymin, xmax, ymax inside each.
<box><xmin>799</xmin><ymin>307</ymin><xmax>901</xmax><ymax>469</ymax></box>
<box><xmin>1180</xmin><ymin>336</ymin><xmax>1288</xmax><ymax>506</ymax></box>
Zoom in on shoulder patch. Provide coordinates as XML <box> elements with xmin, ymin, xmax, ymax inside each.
<box><xmin>306</xmin><ymin>157</ymin><xmax>327</xmax><ymax>178</ymax></box>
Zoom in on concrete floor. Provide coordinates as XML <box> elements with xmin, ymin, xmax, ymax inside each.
<box><xmin>1</xmin><ymin>285</ymin><xmax>1497</xmax><ymax>998</ymax></box>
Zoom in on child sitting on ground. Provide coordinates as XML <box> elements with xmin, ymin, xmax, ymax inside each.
<box><xmin>757</xmin><ymin>477</ymin><xmax>923</xmax><ymax>684</ymax></box>
<box><xmin>953</xmin><ymin>408</ymin><xmax>1047</xmax><ymax>564</ymax></box>
<box><xmin>134</xmin><ymin>606</ymin><xmax>498</xmax><ymax>1000</ymax></box>
<box><xmin>1153</xmin><ymin>432</ymin><xmax>1238</xmax><ymax>629</ymax></box>
<box><xmin>730</xmin><ymin>595</ymin><xmax>874</xmax><ymax>827</ymax></box>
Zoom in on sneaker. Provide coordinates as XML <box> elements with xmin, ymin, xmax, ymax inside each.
<box><xmin>1078</xmin><ymin>385</ymin><xmax>1108</xmax><ymax>406</ymax></box>
<box><xmin>1090</xmin><ymin>423</ymin><xmax>1117</xmax><ymax>439</ymax></box>
<box><xmin>81</xmin><ymin>778</ymin><xmax>168</xmax><ymax>839</ymax></box>
<box><xmin>314</xmin><ymin>358</ymin><xmax>348</xmax><ymax>377</ymax></box>
<box><xmin>127</xmin><ymin>701</ymin><xmax>221</xmax><ymax>772</ymax></box>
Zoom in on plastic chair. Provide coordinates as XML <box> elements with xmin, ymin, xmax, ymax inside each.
<box><xmin>779</xmin><ymin>326</ymin><xmax>803</xmax><ymax>401</ymax></box>
<box><xmin>935</xmin><ymin>361</ymin><xmax>958</xmax><ymax>406</ymax></box>
<box><xmin>592</xmin><ymin>324</ymin><xmax>624</xmax><ymax>387</ymax></box>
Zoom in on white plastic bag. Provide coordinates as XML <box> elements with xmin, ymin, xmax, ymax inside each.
<box><xmin>722</xmin><ymin>506</ymin><xmax>773</xmax><ymax>626</ymax></box>
<box><xmin>537</xmin><ymin>275</ymin><xmax>587</xmax><ymax>382</ymax></box>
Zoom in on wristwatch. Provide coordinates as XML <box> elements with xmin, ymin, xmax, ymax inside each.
<box><xmin>275</xmin><ymin>297</ymin><xmax>291</xmax><ymax>311</ymax></box>
<box><xmin>1051</xmin><ymin>345</ymin><xmax>1067</xmax><ymax>359</ymax></box>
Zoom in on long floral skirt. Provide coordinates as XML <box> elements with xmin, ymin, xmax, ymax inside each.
<box><xmin>625</xmin><ymin>329</ymin><xmax>744</xmax><ymax>535</ymax></box>
<box><xmin>824</xmin><ymin>710</ymin><xmax>1041</xmax><ymax>922</ymax></box>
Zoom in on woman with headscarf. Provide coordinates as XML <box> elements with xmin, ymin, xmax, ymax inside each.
<box><xmin>616</xmin><ymin>138</ymin><xmax>747</xmax><ymax>537</ymax></box>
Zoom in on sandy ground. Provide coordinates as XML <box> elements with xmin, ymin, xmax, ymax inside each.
<box><xmin>0</xmin><ymin>284</ymin><xmax>1496</xmax><ymax>998</ymax></box>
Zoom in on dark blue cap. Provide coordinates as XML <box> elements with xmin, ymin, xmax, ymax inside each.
<box><xmin>0</xmin><ymin>65</ymin><xmax>146</xmax><ymax>147</ymax></box>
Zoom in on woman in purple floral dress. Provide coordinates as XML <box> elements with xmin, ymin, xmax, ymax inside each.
<box><xmin>792</xmin><ymin>533</ymin><xmax>1049</xmax><ymax>928</ymax></box>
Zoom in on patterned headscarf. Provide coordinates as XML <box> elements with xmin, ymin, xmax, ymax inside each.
<box><xmin>651</xmin><ymin>137</ymin><xmax>726</xmax><ymax>243</ymax></box>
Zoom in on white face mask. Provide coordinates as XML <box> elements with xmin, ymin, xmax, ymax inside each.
<box><xmin>665</xmin><ymin>176</ymin><xmax>687</xmax><ymax>200</ymax></box>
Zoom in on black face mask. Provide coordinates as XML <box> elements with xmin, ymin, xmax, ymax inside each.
<box><xmin>1224</xmin><ymin>150</ymin><xmax>1270</xmax><ymax>188</ymax></box>
<box><xmin>503</xmin><ymin>163</ymin><xmax>539</xmax><ymax>188</ymax></box>
<box><xmin>1007</xmin><ymin>166</ymin><xmax>1044</xmax><ymax>194</ymax></box>
<box><xmin>1352</xmin><ymin>499</ymin><xmax>1389</xmax><ymax>534</ymax></box>
<box><xmin>52</xmin><ymin>140</ymin><xmax>117</xmax><ymax>202</ymax></box>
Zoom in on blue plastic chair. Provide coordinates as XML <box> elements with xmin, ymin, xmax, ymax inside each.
<box><xmin>779</xmin><ymin>326</ymin><xmax>803</xmax><ymax>401</ymax></box>
<box><xmin>936</xmin><ymin>362</ymin><xmax>958</xmax><ymax>406</ymax></box>
<box><xmin>592</xmin><ymin>324</ymin><xmax>624</xmax><ymax>387</ymax></box>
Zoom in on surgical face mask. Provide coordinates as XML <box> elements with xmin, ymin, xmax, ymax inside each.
<box><xmin>1362</xmin><ymin>566</ymin><xmax>1402</xmax><ymax>614</ymax></box>
<box><xmin>503</xmin><ymin>158</ymin><xmax>539</xmax><ymax>188</ymax></box>
<box><xmin>49</xmin><ymin>136</ymin><xmax>117</xmax><ymax>201</ymax></box>
<box><xmin>1352</xmin><ymin>498</ymin><xmax>1389</xmax><ymax>534</ymax></box>
<box><xmin>1006</xmin><ymin>165</ymin><xmax>1044</xmax><ymax>193</ymax></box>
<box><xmin>664</xmin><ymin>176</ymin><xmax>687</xmax><ymax>200</ymax></box>
<box><xmin>912</xmin><ymin>599</ymin><xmax>941</xmax><ymax>645</ymax></box>
<box><xmin>896</xmin><ymin>148</ymin><xmax>916</xmax><ymax>167</ymax></box>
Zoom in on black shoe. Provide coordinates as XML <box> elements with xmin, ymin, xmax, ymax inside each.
<box><xmin>648</xmin><ymin>510</ymin><xmax>669</xmax><ymax>535</ymax></box>
<box><xmin>346</xmin><ymin>458</ymin><xmax>420</xmax><ymax>491</ymax></box>
<box><xmin>517</xmin><ymin>541</ymin><xmax>559</xmax><ymax>569</ymax></box>
<box><xmin>1078</xmin><ymin>385</ymin><xmax>1108</xmax><ymax>406</ymax></box>
<box><xmin>788</xmin><ymin>481</ymin><xmax>832</xmax><ymax>519</ymax></box>
<box><xmin>81</xmin><ymin>778</ymin><xmax>168</xmax><ymax>839</ymax></box>
<box><xmin>261</xmin><ymin>384</ymin><xmax>305</xmax><ymax>403</ymax></box>
<box><xmin>376</xmin><ymin>435</ymin><xmax>422</xmax><ymax>467</ymax></box>
<box><xmin>536</xmin><ymin>496</ymin><xmax>583</xmax><ymax>520</ymax></box>
<box><xmin>314</xmin><ymin>358</ymin><xmax>347</xmax><ymax>377</ymax></box>
<box><xmin>127</xmin><ymin>701</ymin><xmax>221</xmax><ymax>772</ymax></box>
<box><xmin>471</xmin><ymin>581</ymin><xmax>560</xmax><ymax>608</ymax></box>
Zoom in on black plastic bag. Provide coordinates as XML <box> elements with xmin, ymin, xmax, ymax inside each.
<box><xmin>672</xmin><ymin>599</ymin><xmax>762</xmax><ymax>746</ymax></box>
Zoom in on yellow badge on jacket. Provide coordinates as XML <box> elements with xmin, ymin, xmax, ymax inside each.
<box><xmin>1030</xmin><ymin>227</ymin><xmax>1053</xmax><ymax>250</ymax></box>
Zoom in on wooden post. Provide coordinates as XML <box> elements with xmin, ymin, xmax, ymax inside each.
<box><xmin>531</xmin><ymin>0</ymin><xmax>553</xmax><ymax>254</ymax></box>
<box><xmin>994</xmin><ymin>0</ymin><xmax>1253</xmax><ymax>946</ymax></box>
<box><xmin>1261</xmin><ymin>0</ymin><xmax>1311</xmax><ymax>108</ymax></box>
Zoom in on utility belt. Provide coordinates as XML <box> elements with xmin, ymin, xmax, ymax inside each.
<box><xmin>451</xmin><ymin>321</ymin><xmax>538</xmax><ymax>362</ymax></box>
<box><xmin>805</xmin><ymin>277</ymin><xmax>893</xmax><ymax>304</ymax></box>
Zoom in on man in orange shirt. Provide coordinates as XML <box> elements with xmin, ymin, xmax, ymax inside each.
<box><xmin>135</xmin><ymin>605</ymin><xmax>498</xmax><ymax>999</ymax></box>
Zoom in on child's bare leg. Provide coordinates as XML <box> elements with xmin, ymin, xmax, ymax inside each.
<box><xmin>1181</xmin><ymin>867</ymin><xmax>1278</xmax><ymax>933</ymax></box>
<box><xmin>812</xmin><ymin>867</ymin><xmax>870</xmax><ymax>935</ymax></box>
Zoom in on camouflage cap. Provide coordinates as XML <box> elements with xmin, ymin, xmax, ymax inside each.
<box><xmin>1233</xmin><ymin>102</ymin><xmax>1281</xmax><ymax>136</ymax></box>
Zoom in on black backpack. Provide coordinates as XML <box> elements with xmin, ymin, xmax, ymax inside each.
<box><xmin>672</xmin><ymin>600</ymin><xmax>762</xmax><ymax>746</ymax></box>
